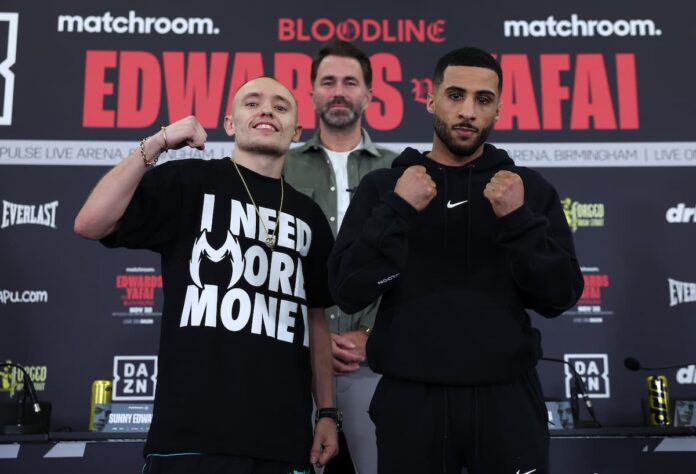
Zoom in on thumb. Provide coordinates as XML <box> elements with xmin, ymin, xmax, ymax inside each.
<box><xmin>310</xmin><ymin>434</ymin><xmax>323</xmax><ymax>466</ymax></box>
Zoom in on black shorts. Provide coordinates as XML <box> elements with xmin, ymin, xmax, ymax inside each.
<box><xmin>369</xmin><ymin>370</ymin><xmax>550</xmax><ymax>474</ymax></box>
<box><xmin>142</xmin><ymin>453</ymin><xmax>312</xmax><ymax>474</ymax></box>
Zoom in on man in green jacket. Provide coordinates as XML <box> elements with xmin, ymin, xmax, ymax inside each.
<box><xmin>284</xmin><ymin>40</ymin><xmax>396</xmax><ymax>474</ymax></box>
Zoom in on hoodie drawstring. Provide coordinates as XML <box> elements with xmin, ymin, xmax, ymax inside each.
<box><xmin>465</xmin><ymin>165</ymin><xmax>473</xmax><ymax>267</ymax></box>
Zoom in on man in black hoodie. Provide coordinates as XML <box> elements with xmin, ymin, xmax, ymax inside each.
<box><xmin>328</xmin><ymin>47</ymin><xmax>583</xmax><ymax>474</ymax></box>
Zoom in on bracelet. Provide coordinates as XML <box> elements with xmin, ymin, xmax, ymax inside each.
<box><xmin>139</xmin><ymin>136</ymin><xmax>159</xmax><ymax>168</ymax></box>
<box><xmin>161</xmin><ymin>126</ymin><xmax>170</xmax><ymax>154</ymax></box>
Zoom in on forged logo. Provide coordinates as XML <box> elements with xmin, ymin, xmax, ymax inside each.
<box><xmin>0</xmin><ymin>13</ymin><xmax>19</xmax><ymax>126</ymax></box>
<box><xmin>0</xmin><ymin>359</ymin><xmax>48</xmax><ymax>397</ymax></box>
<box><xmin>564</xmin><ymin>353</ymin><xmax>610</xmax><ymax>399</ymax></box>
<box><xmin>112</xmin><ymin>356</ymin><xmax>157</xmax><ymax>401</ymax></box>
<box><xmin>561</xmin><ymin>198</ymin><xmax>605</xmax><ymax>232</ymax></box>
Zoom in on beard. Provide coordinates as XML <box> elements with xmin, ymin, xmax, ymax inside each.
<box><xmin>317</xmin><ymin>98</ymin><xmax>362</xmax><ymax>129</ymax></box>
<box><xmin>433</xmin><ymin>113</ymin><xmax>493</xmax><ymax>157</ymax></box>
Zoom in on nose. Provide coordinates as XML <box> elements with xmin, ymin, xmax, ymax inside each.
<box><xmin>458</xmin><ymin>96</ymin><xmax>476</xmax><ymax>121</ymax></box>
<box><xmin>332</xmin><ymin>83</ymin><xmax>345</xmax><ymax>98</ymax></box>
<box><xmin>260</xmin><ymin>100</ymin><xmax>274</xmax><ymax>116</ymax></box>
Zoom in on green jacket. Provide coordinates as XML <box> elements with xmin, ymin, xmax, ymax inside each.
<box><xmin>283</xmin><ymin>129</ymin><xmax>397</xmax><ymax>333</ymax></box>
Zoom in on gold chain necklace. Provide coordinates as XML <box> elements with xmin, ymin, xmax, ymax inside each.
<box><xmin>231</xmin><ymin>159</ymin><xmax>284</xmax><ymax>250</ymax></box>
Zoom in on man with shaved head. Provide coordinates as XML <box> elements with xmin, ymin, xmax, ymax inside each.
<box><xmin>75</xmin><ymin>77</ymin><xmax>339</xmax><ymax>473</ymax></box>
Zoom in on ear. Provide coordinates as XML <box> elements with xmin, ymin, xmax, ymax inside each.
<box><xmin>291</xmin><ymin>124</ymin><xmax>303</xmax><ymax>143</ymax></box>
<box><xmin>223</xmin><ymin>115</ymin><xmax>235</xmax><ymax>138</ymax></box>
<box><xmin>364</xmin><ymin>87</ymin><xmax>374</xmax><ymax>109</ymax></box>
<box><xmin>426</xmin><ymin>92</ymin><xmax>435</xmax><ymax>114</ymax></box>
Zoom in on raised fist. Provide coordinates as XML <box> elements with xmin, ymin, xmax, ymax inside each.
<box><xmin>483</xmin><ymin>170</ymin><xmax>524</xmax><ymax>217</ymax></box>
<box><xmin>395</xmin><ymin>165</ymin><xmax>437</xmax><ymax>211</ymax></box>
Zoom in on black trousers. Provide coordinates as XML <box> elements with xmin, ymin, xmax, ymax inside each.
<box><xmin>369</xmin><ymin>370</ymin><xmax>549</xmax><ymax>474</ymax></box>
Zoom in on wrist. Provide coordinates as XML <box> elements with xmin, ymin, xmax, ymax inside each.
<box><xmin>315</xmin><ymin>407</ymin><xmax>342</xmax><ymax>432</ymax></box>
<box><xmin>140</xmin><ymin>126</ymin><xmax>169</xmax><ymax>168</ymax></box>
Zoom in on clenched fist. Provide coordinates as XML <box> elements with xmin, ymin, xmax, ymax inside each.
<box><xmin>161</xmin><ymin>115</ymin><xmax>208</xmax><ymax>151</ymax></box>
<box><xmin>483</xmin><ymin>170</ymin><xmax>524</xmax><ymax>217</ymax></box>
<box><xmin>395</xmin><ymin>165</ymin><xmax>437</xmax><ymax>211</ymax></box>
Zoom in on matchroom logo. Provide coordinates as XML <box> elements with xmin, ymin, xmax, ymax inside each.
<box><xmin>0</xmin><ymin>12</ymin><xmax>18</xmax><ymax>126</ymax></box>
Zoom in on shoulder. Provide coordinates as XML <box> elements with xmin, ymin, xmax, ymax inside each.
<box><xmin>374</xmin><ymin>144</ymin><xmax>399</xmax><ymax>159</ymax></box>
<box><xmin>284</xmin><ymin>146</ymin><xmax>324</xmax><ymax>173</ymax></box>
<box><xmin>359</xmin><ymin>166</ymin><xmax>401</xmax><ymax>191</ymax></box>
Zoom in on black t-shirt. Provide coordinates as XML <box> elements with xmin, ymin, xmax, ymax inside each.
<box><xmin>103</xmin><ymin>158</ymin><xmax>334</xmax><ymax>464</ymax></box>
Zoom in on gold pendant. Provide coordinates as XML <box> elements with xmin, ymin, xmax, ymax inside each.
<box><xmin>265</xmin><ymin>234</ymin><xmax>276</xmax><ymax>250</ymax></box>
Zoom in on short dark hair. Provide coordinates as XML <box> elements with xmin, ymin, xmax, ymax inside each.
<box><xmin>311</xmin><ymin>40</ymin><xmax>372</xmax><ymax>88</ymax></box>
<box><xmin>433</xmin><ymin>47</ymin><xmax>502</xmax><ymax>92</ymax></box>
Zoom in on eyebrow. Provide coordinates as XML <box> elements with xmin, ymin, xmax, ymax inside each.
<box><xmin>241</xmin><ymin>92</ymin><xmax>293</xmax><ymax>107</ymax></box>
<box><xmin>444</xmin><ymin>86</ymin><xmax>496</xmax><ymax>97</ymax></box>
<box><xmin>319</xmin><ymin>74</ymin><xmax>360</xmax><ymax>82</ymax></box>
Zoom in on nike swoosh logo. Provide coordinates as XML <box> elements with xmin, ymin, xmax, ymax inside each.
<box><xmin>516</xmin><ymin>470</ymin><xmax>537</xmax><ymax>474</ymax></box>
<box><xmin>447</xmin><ymin>200</ymin><xmax>468</xmax><ymax>209</ymax></box>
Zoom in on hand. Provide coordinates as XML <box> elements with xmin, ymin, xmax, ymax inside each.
<box><xmin>151</xmin><ymin>115</ymin><xmax>208</xmax><ymax>152</ymax></box>
<box><xmin>310</xmin><ymin>417</ymin><xmax>339</xmax><ymax>467</ymax></box>
<box><xmin>331</xmin><ymin>331</ymin><xmax>367</xmax><ymax>375</ymax></box>
<box><xmin>394</xmin><ymin>165</ymin><xmax>437</xmax><ymax>211</ymax></box>
<box><xmin>483</xmin><ymin>170</ymin><xmax>524</xmax><ymax>218</ymax></box>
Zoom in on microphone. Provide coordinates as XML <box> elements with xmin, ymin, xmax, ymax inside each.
<box><xmin>541</xmin><ymin>357</ymin><xmax>602</xmax><ymax>428</ymax></box>
<box><xmin>624</xmin><ymin>356</ymin><xmax>691</xmax><ymax>372</ymax></box>
<box><xmin>0</xmin><ymin>363</ymin><xmax>41</xmax><ymax>413</ymax></box>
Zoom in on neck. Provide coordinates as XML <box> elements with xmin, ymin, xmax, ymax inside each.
<box><xmin>318</xmin><ymin>121</ymin><xmax>363</xmax><ymax>152</ymax></box>
<box><xmin>232</xmin><ymin>149</ymin><xmax>284</xmax><ymax>178</ymax></box>
<box><xmin>427</xmin><ymin>134</ymin><xmax>484</xmax><ymax>167</ymax></box>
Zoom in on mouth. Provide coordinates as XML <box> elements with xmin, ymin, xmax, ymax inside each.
<box><xmin>328</xmin><ymin>100</ymin><xmax>351</xmax><ymax>109</ymax></box>
<box><xmin>253</xmin><ymin>121</ymin><xmax>278</xmax><ymax>132</ymax></box>
<box><xmin>453</xmin><ymin>125</ymin><xmax>477</xmax><ymax>138</ymax></box>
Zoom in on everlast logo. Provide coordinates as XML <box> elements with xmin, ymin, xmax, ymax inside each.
<box><xmin>668</xmin><ymin>278</ymin><xmax>696</xmax><ymax>307</ymax></box>
<box><xmin>1</xmin><ymin>200</ymin><xmax>58</xmax><ymax>229</ymax></box>
<box><xmin>666</xmin><ymin>203</ymin><xmax>696</xmax><ymax>223</ymax></box>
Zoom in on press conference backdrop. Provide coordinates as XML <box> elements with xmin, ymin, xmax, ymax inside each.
<box><xmin>1</xmin><ymin>0</ymin><xmax>695</xmax><ymax>446</ymax></box>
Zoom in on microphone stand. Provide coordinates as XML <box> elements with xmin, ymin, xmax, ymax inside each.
<box><xmin>0</xmin><ymin>363</ymin><xmax>47</xmax><ymax>435</ymax></box>
<box><xmin>541</xmin><ymin>357</ymin><xmax>602</xmax><ymax>428</ymax></box>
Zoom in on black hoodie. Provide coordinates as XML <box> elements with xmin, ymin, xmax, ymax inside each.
<box><xmin>328</xmin><ymin>145</ymin><xmax>583</xmax><ymax>385</ymax></box>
